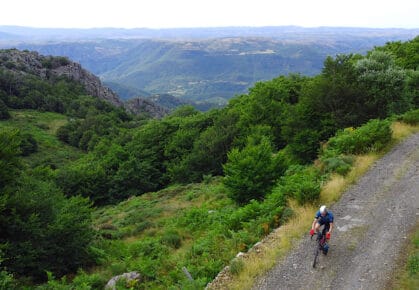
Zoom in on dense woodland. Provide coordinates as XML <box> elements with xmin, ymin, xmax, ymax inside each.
<box><xmin>0</xmin><ymin>37</ymin><xmax>418</xmax><ymax>289</ymax></box>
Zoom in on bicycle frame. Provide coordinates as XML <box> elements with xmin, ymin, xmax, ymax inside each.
<box><xmin>311</xmin><ymin>228</ymin><xmax>327</xmax><ymax>268</ymax></box>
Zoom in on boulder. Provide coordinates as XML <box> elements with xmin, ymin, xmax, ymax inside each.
<box><xmin>105</xmin><ymin>271</ymin><xmax>141</xmax><ymax>290</ymax></box>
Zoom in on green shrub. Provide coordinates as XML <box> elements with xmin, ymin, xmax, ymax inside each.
<box><xmin>399</xmin><ymin>109</ymin><xmax>419</xmax><ymax>125</ymax></box>
<box><xmin>230</xmin><ymin>258</ymin><xmax>244</xmax><ymax>275</ymax></box>
<box><xmin>223</xmin><ymin>135</ymin><xmax>286</xmax><ymax>204</ymax></box>
<box><xmin>274</xmin><ymin>165</ymin><xmax>321</xmax><ymax>205</ymax></box>
<box><xmin>0</xmin><ymin>99</ymin><xmax>10</xmax><ymax>120</ymax></box>
<box><xmin>280</xmin><ymin>207</ymin><xmax>295</xmax><ymax>224</ymax></box>
<box><xmin>326</xmin><ymin>119</ymin><xmax>392</xmax><ymax>155</ymax></box>
<box><xmin>228</xmin><ymin>200</ymin><xmax>265</xmax><ymax>231</ymax></box>
<box><xmin>408</xmin><ymin>254</ymin><xmax>419</xmax><ymax>276</ymax></box>
<box><xmin>322</xmin><ymin>155</ymin><xmax>354</xmax><ymax>175</ymax></box>
<box><xmin>161</xmin><ymin>230</ymin><xmax>182</xmax><ymax>249</ymax></box>
<box><xmin>19</xmin><ymin>133</ymin><xmax>38</xmax><ymax>156</ymax></box>
<box><xmin>71</xmin><ymin>270</ymin><xmax>108</xmax><ymax>289</ymax></box>
<box><xmin>0</xmin><ymin>271</ymin><xmax>15</xmax><ymax>290</ymax></box>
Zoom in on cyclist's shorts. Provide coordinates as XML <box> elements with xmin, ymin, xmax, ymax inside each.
<box><xmin>316</xmin><ymin>221</ymin><xmax>330</xmax><ymax>232</ymax></box>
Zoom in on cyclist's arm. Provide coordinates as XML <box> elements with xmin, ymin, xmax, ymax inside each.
<box><xmin>311</xmin><ymin>218</ymin><xmax>318</xmax><ymax>229</ymax></box>
<box><xmin>328</xmin><ymin>222</ymin><xmax>333</xmax><ymax>234</ymax></box>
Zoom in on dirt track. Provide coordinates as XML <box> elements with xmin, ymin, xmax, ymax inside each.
<box><xmin>253</xmin><ymin>133</ymin><xmax>419</xmax><ymax>290</ymax></box>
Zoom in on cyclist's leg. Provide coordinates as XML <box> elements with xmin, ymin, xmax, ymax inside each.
<box><xmin>322</xmin><ymin>224</ymin><xmax>330</xmax><ymax>255</ymax></box>
<box><xmin>314</xmin><ymin>221</ymin><xmax>322</xmax><ymax>233</ymax></box>
<box><xmin>322</xmin><ymin>224</ymin><xmax>330</xmax><ymax>235</ymax></box>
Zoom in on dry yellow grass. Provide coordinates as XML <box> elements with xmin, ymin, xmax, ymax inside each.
<box><xmin>391</xmin><ymin>121</ymin><xmax>419</xmax><ymax>142</ymax></box>
<box><xmin>213</xmin><ymin>122</ymin><xmax>418</xmax><ymax>290</ymax></box>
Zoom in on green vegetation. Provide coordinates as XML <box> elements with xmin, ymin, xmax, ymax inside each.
<box><xmin>399</xmin><ymin>109</ymin><xmax>419</xmax><ymax>125</ymax></box>
<box><xmin>0</xmin><ymin>110</ymin><xmax>82</xmax><ymax>169</ymax></box>
<box><xmin>0</xmin><ymin>37</ymin><xmax>418</xmax><ymax>288</ymax></box>
<box><xmin>223</xmin><ymin>134</ymin><xmax>285</xmax><ymax>204</ymax></box>
<box><xmin>390</xmin><ymin>225</ymin><xmax>419</xmax><ymax>290</ymax></box>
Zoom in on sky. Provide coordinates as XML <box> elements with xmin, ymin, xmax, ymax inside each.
<box><xmin>1</xmin><ymin>0</ymin><xmax>418</xmax><ymax>29</ymax></box>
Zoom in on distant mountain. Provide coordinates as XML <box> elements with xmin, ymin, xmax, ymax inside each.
<box><xmin>0</xmin><ymin>25</ymin><xmax>417</xmax><ymax>41</ymax></box>
<box><xmin>1</xmin><ymin>26</ymin><xmax>417</xmax><ymax>104</ymax></box>
<box><xmin>146</xmin><ymin>93</ymin><xmax>224</xmax><ymax>112</ymax></box>
<box><xmin>104</xmin><ymin>81</ymin><xmax>151</xmax><ymax>100</ymax></box>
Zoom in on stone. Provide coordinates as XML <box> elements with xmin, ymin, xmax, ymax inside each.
<box><xmin>105</xmin><ymin>271</ymin><xmax>141</xmax><ymax>290</ymax></box>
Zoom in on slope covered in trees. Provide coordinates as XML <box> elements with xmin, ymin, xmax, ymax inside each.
<box><xmin>0</xmin><ymin>37</ymin><xmax>418</xmax><ymax>288</ymax></box>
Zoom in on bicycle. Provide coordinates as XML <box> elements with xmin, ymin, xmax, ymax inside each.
<box><xmin>311</xmin><ymin>228</ymin><xmax>329</xmax><ymax>268</ymax></box>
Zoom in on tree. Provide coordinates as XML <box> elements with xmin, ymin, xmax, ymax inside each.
<box><xmin>0</xmin><ymin>99</ymin><xmax>10</xmax><ymax>120</ymax></box>
<box><xmin>355</xmin><ymin>51</ymin><xmax>408</xmax><ymax>117</ymax></box>
<box><xmin>376</xmin><ymin>36</ymin><xmax>419</xmax><ymax>70</ymax></box>
<box><xmin>313</xmin><ymin>54</ymin><xmax>367</xmax><ymax>128</ymax></box>
<box><xmin>0</xmin><ymin>129</ymin><xmax>21</xmax><ymax>189</ymax></box>
<box><xmin>182</xmin><ymin>108</ymin><xmax>239</xmax><ymax>182</ymax></box>
<box><xmin>223</xmin><ymin>135</ymin><xmax>285</xmax><ymax>204</ymax></box>
<box><xmin>0</xmin><ymin>172</ymin><xmax>94</xmax><ymax>281</ymax></box>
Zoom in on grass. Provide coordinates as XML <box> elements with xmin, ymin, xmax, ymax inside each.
<box><xmin>391</xmin><ymin>121</ymin><xmax>419</xmax><ymax>142</ymax></box>
<box><xmin>388</xmin><ymin>224</ymin><xmax>419</xmax><ymax>290</ymax></box>
<box><xmin>210</xmin><ymin>121</ymin><xmax>419</xmax><ymax>290</ymax></box>
<box><xmin>88</xmin><ymin>179</ymin><xmax>241</xmax><ymax>289</ymax></box>
<box><xmin>0</xmin><ymin>110</ymin><xmax>83</xmax><ymax>168</ymax></box>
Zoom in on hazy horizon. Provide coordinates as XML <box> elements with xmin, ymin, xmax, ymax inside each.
<box><xmin>1</xmin><ymin>0</ymin><xmax>418</xmax><ymax>29</ymax></box>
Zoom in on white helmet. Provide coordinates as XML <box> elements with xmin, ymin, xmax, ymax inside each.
<box><xmin>320</xmin><ymin>205</ymin><xmax>327</xmax><ymax>214</ymax></box>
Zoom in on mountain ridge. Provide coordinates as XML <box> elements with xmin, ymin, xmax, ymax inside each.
<box><xmin>3</xmin><ymin>27</ymin><xmax>417</xmax><ymax>103</ymax></box>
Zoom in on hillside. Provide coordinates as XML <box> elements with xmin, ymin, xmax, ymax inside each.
<box><xmin>0</xmin><ymin>110</ymin><xmax>83</xmax><ymax>169</ymax></box>
<box><xmin>3</xmin><ymin>26</ymin><xmax>418</xmax><ymax>103</ymax></box>
<box><xmin>0</xmin><ymin>37</ymin><xmax>418</xmax><ymax>289</ymax></box>
<box><xmin>0</xmin><ymin>49</ymin><xmax>169</xmax><ymax>118</ymax></box>
<box><xmin>0</xmin><ymin>48</ymin><xmax>123</xmax><ymax>107</ymax></box>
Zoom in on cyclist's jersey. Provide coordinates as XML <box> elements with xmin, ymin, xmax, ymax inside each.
<box><xmin>315</xmin><ymin>211</ymin><xmax>334</xmax><ymax>225</ymax></box>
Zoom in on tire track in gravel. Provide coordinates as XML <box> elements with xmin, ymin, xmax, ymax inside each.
<box><xmin>253</xmin><ymin>133</ymin><xmax>419</xmax><ymax>290</ymax></box>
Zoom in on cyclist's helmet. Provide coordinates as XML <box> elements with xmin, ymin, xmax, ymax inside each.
<box><xmin>320</xmin><ymin>205</ymin><xmax>327</xmax><ymax>214</ymax></box>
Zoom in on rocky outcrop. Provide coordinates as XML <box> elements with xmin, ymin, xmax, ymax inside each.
<box><xmin>0</xmin><ymin>49</ymin><xmax>123</xmax><ymax>107</ymax></box>
<box><xmin>51</xmin><ymin>62</ymin><xmax>123</xmax><ymax>107</ymax></box>
<box><xmin>0</xmin><ymin>49</ymin><xmax>175</xmax><ymax>117</ymax></box>
<box><xmin>124</xmin><ymin>97</ymin><xmax>169</xmax><ymax>119</ymax></box>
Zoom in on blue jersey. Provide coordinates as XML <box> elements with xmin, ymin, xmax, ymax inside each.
<box><xmin>315</xmin><ymin>211</ymin><xmax>334</xmax><ymax>225</ymax></box>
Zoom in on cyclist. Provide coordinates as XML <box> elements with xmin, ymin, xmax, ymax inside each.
<box><xmin>310</xmin><ymin>205</ymin><xmax>334</xmax><ymax>254</ymax></box>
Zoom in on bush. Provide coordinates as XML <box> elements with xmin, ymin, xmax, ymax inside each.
<box><xmin>19</xmin><ymin>133</ymin><xmax>38</xmax><ymax>156</ymax></box>
<box><xmin>274</xmin><ymin>165</ymin><xmax>321</xmax><ymax>205</ymax></box>
<box><xmin>0</xmin><ymin>99</ymin><xmax>10</xmax><ymax>120</ymax></box>
<box><xmin>326</xmin><ymin>119</ymin><xmax>392</xmax><ymax>155</ymax></box>
<box><xmin>71</xmin><ymin>270</ymin><xmax>108</xmax><ymax>289</ymax></box>
<box><xmin>1</xmin><ymin>173</ymin><xmax>95</xmax><ymax>281</ymax></box>
<box><xmin>322</xmin><ymin>155</ymin><xmax>354</xmax><ymax>175</ymax></box>
<box><xmin>0</xmin><ymin>254</ymin><xmax>15</xmax><ymax>290</ymax></box>
<box><xmin>229</xmin><ymin>258</ymin><xmax>244</xmax><ymax>275</ymax></box>
<box><xmin>399</xmin><ymin>109</ymin><xmax>419</xmax><ymax>125</ymax></box>
<box><xmin>161</xmin><ymin>230</ymin><xmax>182</xmax><ymax>249</ymax></box>
<box><xmin>223</xmin><ymin>135</ymin><xmax>286</xmax><ymax>204</ymax></box>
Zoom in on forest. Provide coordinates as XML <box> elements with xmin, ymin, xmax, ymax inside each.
<box><xmin>0</xmin><ymin>37</ymin><xmax>418</xmax><ymax>289</ymax></box>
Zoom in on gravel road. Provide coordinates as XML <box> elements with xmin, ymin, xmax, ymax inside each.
<box><xmin>253</xmin><ymin>133</ymin><xmax>419</xmax><ymax>290</ymax></box>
